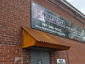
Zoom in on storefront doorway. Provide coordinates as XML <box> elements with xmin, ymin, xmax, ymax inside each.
<box><xmin>30</xmin><ymin>48</ymin><xmax>50</xmax><ymax>64</ymax></box>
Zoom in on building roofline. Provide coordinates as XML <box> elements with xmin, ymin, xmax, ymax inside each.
<box><xmin>60</xmin><ymin>0</ymin><xmax>85</xmax><ymax>19</ymax></box>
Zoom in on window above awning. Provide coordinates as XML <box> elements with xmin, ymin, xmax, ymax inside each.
<box><xmin>22</xmin><ymin>27</ymin><xmax>70</xmax><ymax>50</ymax></box>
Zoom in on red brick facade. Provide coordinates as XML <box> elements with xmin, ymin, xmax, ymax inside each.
<box><xmin>0</xmin><ymin>0</ymin><xmax>85</xmax><ymax>64</ymax></box>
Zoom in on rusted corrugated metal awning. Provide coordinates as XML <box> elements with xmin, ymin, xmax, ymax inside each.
<box><xmin>22</xmin><ymin>27</ymin><xmax>70</xmax><ymax>50</ymax></box>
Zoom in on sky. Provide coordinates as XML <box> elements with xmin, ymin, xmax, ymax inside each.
<box><xmin>65</xmin><ymin>0</ymin><xmax>85</xmax><ymax>15</ymax></box>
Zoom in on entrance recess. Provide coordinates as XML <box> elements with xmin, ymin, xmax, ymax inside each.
<box><xmin>30</xmin><ymin>48</ymin><xmax>50</xmax><ymax>64</ymax></box>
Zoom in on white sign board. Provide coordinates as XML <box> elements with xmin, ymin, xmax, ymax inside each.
<box><xmin>32</xmin><ymin>2</ymin><xmax>45</xmax><ymax>22</ymax></box>
<box><xmin>57</xmin><ymin>59</ymin><xmax>66</xmax><ymax>64</ymax></box>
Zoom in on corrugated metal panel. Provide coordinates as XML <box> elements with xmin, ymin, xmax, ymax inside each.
<box><xmin>30</xmin><ymin>48</ymin><xmax>50</xmax><ymax>64</ymax></box>
<box><xmin>22</xmin><ymin>26</ymin><xmax>70</xmax><ymax>50</ymax></box>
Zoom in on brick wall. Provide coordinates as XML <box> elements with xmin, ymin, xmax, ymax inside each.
<box><xmin>0</xmin><ymin>0</ymin><xmax>31</xmax><ymax>64</ymax></box>
<box><xmin>0</xmin><ymin>0</ymin><xmax>30</xmax><ymax>45</ymax></box>
<box><xmin>22</xmin><ymin>48</ymin><xmax>30</xmax><ymax>64</ymax></box>
<box><xmin>0</xmin><ymin>0</ymin><xmax>85</xmax><ymax>64</ymax></box>
<box><xmin>33</xmin><ymin>0</ymin><xmax>85</xmax><ymax>64</ymax></box>
<box><xmin>0</xmin><ymin>45</ymin><xmax>21</xmax><ymax>64</ymax></box>
<box><xmin>50</xmin><ymin>50</ymin><xmax>69</xmax><ymax>64</ymax></box>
